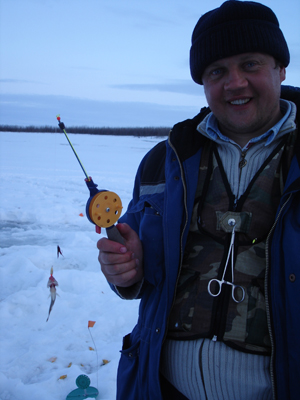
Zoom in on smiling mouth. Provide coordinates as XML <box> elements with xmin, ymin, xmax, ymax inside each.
<box><xmin>229</xmin><ymin>98</ymin><xmax>251</xmax><ymax>105</ymax></box>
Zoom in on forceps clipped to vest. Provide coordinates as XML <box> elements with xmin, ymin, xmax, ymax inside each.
<box><xmin>207</xmin><ymin>218</ymin><xmax>245</xmax><ymax>303</ymax></box>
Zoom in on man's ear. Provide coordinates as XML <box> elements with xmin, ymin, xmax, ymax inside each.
<box><xmin>279</xmin><ymin>66</ymin><xmax>286</xmax><ymax>83</ymax></box>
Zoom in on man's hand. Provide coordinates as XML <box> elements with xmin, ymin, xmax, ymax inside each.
<box><xmin>97</xmin><ymin>223</ymin><xmax>144</xmax><ymax>287</ymax></box>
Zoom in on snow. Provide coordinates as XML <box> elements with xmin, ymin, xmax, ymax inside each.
<box><xmin>0</xmin><ymin>131</ymin><xmax>166</xmax><ymax>400</ymax></box>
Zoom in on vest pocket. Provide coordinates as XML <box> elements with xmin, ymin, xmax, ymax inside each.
<box><xmin>245</xmin><ymin>286</ymin><xmax>271</xmax><ymax>352</ymax></box>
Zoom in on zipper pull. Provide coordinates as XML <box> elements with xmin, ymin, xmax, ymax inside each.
<box><xmin>239</xmin><ymin>152</ymin><xmax>247</xmax><ymax>168</ymax></box>
<box><xmin>233</xmin><ymin>197</ymin><xmax>238</xmax><ymax>211</ymax></box>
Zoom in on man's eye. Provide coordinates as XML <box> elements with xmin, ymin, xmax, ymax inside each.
<box><xmin>211</xmin><ymin>68</ymin><xmax>222</xmax><ymax>75</ymax></box>
<box><xmin>245</xmin><ymin>61</ymin><xmax>258</xmax><ymax>69</ymax></box>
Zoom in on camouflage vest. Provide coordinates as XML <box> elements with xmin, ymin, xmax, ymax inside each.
<box><xmin>168</xmin><ymin>138</ymin><xmax>290</xmax><ymax>355</ymax></box>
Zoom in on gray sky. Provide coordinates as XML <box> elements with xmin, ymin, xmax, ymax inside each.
<box><xmin>0</xmin><ymin>0</ymin><xmax>299</xmax><ymax>127</ymax></box>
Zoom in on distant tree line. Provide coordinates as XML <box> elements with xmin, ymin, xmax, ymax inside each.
<box><xmin>0</xmin><ymin>125</ymin><xmax>170</xmax><ymax>137</ymax></box>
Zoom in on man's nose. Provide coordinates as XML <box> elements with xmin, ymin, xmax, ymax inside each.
<box><xmin>224</xmin><ymin>68</ymin><xmax>248</xmax><ymax>90</ymax></box>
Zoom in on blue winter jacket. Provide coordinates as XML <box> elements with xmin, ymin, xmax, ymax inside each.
<box><xmin>114</xmin><ymin>86</ymin><xmax>300</xmax><ymax>400</ymax></box>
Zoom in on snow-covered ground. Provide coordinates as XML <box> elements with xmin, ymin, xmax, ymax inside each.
<box><xmin>0</xmin><ymin>131</ymin><xmax>166</xmax><ymax>400</ymax></box>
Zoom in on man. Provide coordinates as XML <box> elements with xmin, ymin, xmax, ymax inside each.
<box><xmin>98</xmin><ymin>1</ymin><xmax>300</xmax><ymax>399</ymax></box>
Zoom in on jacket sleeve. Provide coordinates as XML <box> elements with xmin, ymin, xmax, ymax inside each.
<box><xmin>108</xmin><ymin>140</ymin><xmax>167</xmax><ymax>299</ymax></box>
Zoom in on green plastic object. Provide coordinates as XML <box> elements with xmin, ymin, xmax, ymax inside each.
<box><xmin>66</xmin><ymin>375</ymin><xmax>99</xmax><ymax>399</ymax></box>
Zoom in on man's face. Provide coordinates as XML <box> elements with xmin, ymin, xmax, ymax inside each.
<box><xmin>202</xmin><ymin>53</ymin><xmax>286</xmax><ymax>146</ymax></box>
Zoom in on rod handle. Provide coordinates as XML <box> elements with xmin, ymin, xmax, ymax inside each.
<box><xmin>106</xmin><ymin>225</ymin><xmax>125</xmax><ymax>245</ymax></box>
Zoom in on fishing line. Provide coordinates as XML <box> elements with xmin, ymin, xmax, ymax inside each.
<box><xmin>88</xmin><ymin>322</ymin><xmax>99</xmax><ymax>390</ymax></box>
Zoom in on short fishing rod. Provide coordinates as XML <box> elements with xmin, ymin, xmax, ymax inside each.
<box><xmin>56</xmin><ymin>115</ymin><xmax>125</xmax><ymax>244</ymax></box>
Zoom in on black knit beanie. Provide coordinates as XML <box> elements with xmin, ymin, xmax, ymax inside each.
<box><xmin>190</xmin><ymin>0</ymin><xmax>290</xmax><ymax>84</ymax></box>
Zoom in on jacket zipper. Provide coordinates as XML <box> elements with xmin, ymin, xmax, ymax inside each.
<box><xmin>162</xmin><ymin>134</ymin><xmax>190</xmax><ymax>343</ymax></box>
<box><xmin>233</xmin><ymin>149</ymin><xmax>248</xmax><ymax>210</ymax></box>
<box><xmin>265</xmin><ymin>192</ymin><xmax>293</xmax><ymax>400</ymax></box>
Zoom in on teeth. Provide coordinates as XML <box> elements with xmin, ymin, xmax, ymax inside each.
<box><xmin>230</xmin><ymin>98</ymin><xmax>250</xmax><ymax>105</ymax></box>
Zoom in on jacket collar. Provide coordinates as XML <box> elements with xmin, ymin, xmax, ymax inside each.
<box><xmin>169</xmin><ymin>107</ymin><xmax>210</xmax><ymax>162</ymax></box>
<box><xmin>280</xmin><ymin>85</ymin><xmax>300</xmax><ymax>170</ymax></box>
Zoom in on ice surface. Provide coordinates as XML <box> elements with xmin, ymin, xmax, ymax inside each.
<box><xmin>0</xmin><ymin>131</ymin><xmax>165</xmax><ymax>399</ymax></box>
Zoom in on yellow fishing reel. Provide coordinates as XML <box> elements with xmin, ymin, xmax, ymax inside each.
<box><xmin>85</xmin><ymin>178</ymin><xmax>125</xmax><ymax>244</ymax></box>
<box><xmin>88</xmin><ymin>190</ymin><xmax>123</xmax><ymax>229</ymax></box>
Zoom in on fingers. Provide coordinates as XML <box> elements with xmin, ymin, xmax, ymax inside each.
<box><xmin>99</xmin><ymin>246</ymin><xmax>141</xmax><ymax>287</ymax></box>
<box><xmin>113</xmin><ymin>222</ymin><xmax>139</xmax><ymax>244</ymax></box>
<box><xmin>97</xmin><ymin>223</ymin><xmax>144</xmax><ymax>288</ymax></box>
<box><xmin>98</xmin><ymin>241</ymin><xmax>133</xmax><ymax>268</ymax></box>
<box><xmin>101</xmin><ymin>256</ymin><xmax>140</xmax><ymax>287</ymax></box>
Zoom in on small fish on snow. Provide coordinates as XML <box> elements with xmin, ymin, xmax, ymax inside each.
<box><xmin>57</xmin><ymin>245</ymin><xmax>64</xmax><ymax>258</ymax></box>
<box><xmin>46</xmin><ymin>267</ymin><xmax>58</xmax><ymax>322</ymax></box>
